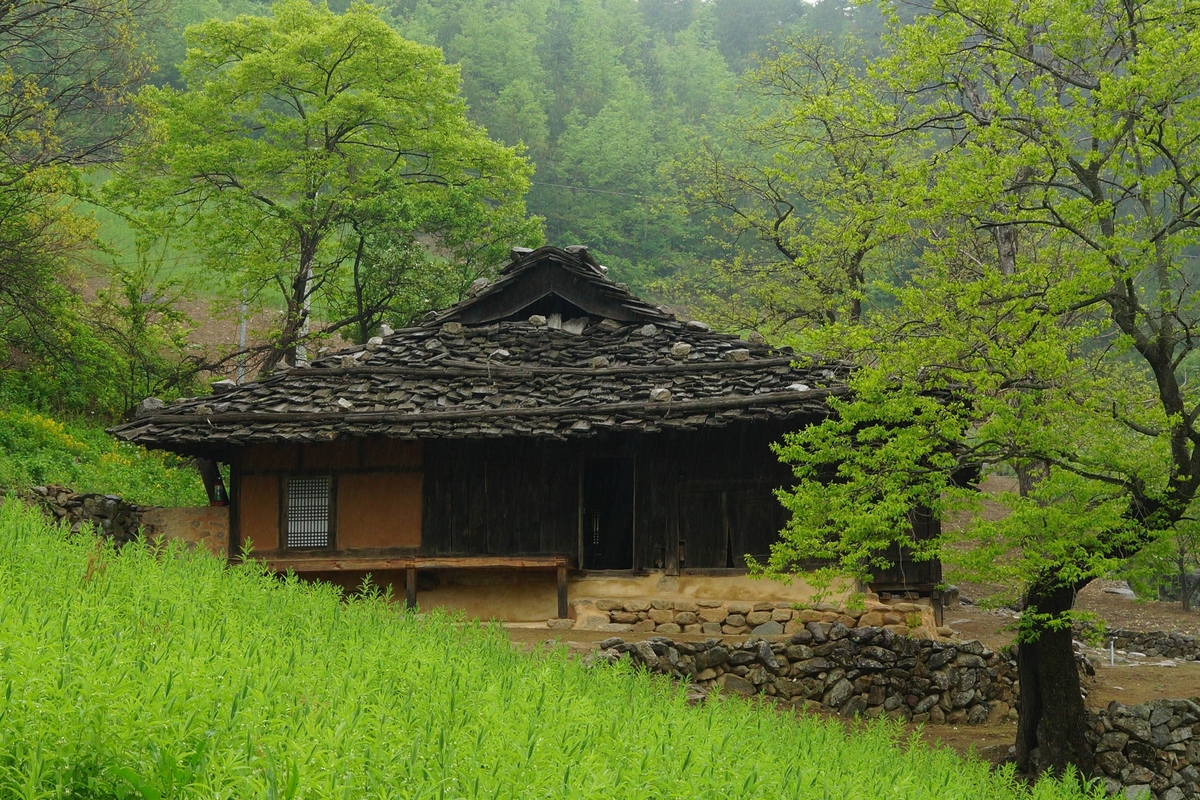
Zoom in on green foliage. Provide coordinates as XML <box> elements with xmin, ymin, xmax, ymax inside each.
<box><xmin>1118</xmin><ymin>517</ymin><xmax>1200</xmax><ymax>609</ymax></box>
<box><xmin>129</xmin><ymin>0</ymin><xmax>885</xmax><ymax>294</ymax></box>
<box><xmin>676</xmin><ymin>34</ymin><xmax>911</xmax><ymax>335</ymax></box>
<box><xmin>0</xmin><ymin>245</ymin><xmax>204</xmax><ymax>417</ymax></box>
<box><xmin>725</xmin><ymin>0</ymin><xmax>1200</xmax><ymax>616</ymax></box>
<box><xmin>0</xmin><ymin>0</ymin><xmax>194</xmax><ymax>419</ymax></box>
<box><xmin>91</xmin><ymin>259</ymin><xmax>204</xmax><ymax>412</ymax></box>
<box><xmin>112</xmin><ymin>0</ymin><xmax>539</xmax><ymax>370</ymax></box>
<box><xmin>0</xmin><ymin>498</ymin><xmax>1102</xmax><ymax>799</ymax></box>
<box><xmin>717</xmin><ymin>2</ymin><xmax>1200</xmax><ymax>766</ymax></box>
<box><xmin>0</xmin><ymin>407</ymin><xmax>204</xmax><ymax>506</ymax></box>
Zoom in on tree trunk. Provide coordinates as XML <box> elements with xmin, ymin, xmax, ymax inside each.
<box><xmin>1014</xmin><ymin>581</ymin><xmax>1094</xmax><ymax>778</ymax></box>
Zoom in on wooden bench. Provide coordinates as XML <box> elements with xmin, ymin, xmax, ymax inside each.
<box><xmin>258</xmin><ymin>553</ymin><xmax>573</xmax><ymax>618</ymax></box>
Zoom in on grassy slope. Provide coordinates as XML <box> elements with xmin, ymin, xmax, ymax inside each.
<box><xmin>81</xmin><ymin>170</ymin><xmax>207</xmax><ymax>287</ymax></box>
<box><xmin>0</xmin><ymin>406</ymin><xmax>205</xmax><ymax>506</ymax></box>
<box><xmin>0</xmin><ymin>500</ymin><xmax>1100</xmax><ymax>799</ymax></box>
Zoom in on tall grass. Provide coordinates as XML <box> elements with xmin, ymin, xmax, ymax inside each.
<box><xmin>0</xmin><ymin>500</ymin><xmax>1101</xmax><ymax>799</ymax></box>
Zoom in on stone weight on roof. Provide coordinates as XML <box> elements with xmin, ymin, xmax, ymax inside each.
<box><xmin>110</xmin><ymin>246</ymin><xmax>850</xmax><ymax>453</ymax></box>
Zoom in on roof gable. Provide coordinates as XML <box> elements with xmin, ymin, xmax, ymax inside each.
<box><xmin>435</xmin><ymin>246</ymin><xmax>672</xmax><ymax>325</ymax></box>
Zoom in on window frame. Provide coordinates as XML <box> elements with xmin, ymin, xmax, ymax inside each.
<box><xmin>281</xmin><ymin>474</ymin><xmax>337</xmax><ymax>550</ymax></box>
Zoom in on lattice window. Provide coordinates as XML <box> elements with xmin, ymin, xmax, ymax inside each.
<box><xmin>286</xmin><ymin>476</ymin><xmax>332</xmax><ymax>548</ymax></box>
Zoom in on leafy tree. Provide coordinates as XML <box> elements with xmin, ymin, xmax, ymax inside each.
<box><xmin>1</xmin><ymin>0</ymin><xmax>158</xmax><ymax>180</ymax></box>
<box><xmin>0</xmin><ymin>0</ymin><xmax>166</xmax><ymax>414</ymax></box>
<box><xmin>90</xmin><ymin>259</ymin><xmax>200</xmax><ymax>412</ymax></box>
<box><xmin>677</xmin><ymin>35</ymin><xmax>906</xmax><ymax>335</ymax></box>
<box><xmin>112</xmin><ymin>0</ymin><xmax>540</xmax><ymax>372</ymax></box>
<box><xmin>716</xmin><ymin>0</ymin><xmax>1200</xmax><ymax>778</ymax></box>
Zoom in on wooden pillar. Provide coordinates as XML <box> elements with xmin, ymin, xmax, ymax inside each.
<box><xmin>227</xmin><ymin>457</ymin><xmax>241</xmax><ymax>561</ymax></box>
<box><xmin>406</xmin><ymin>565</ymin><xmax>417</xmax><ymax>610</ymax></box>
<box><xmin>556</xmin><ymin>561</ymin><xmax>568</xmax><ymax>619</ymax></box>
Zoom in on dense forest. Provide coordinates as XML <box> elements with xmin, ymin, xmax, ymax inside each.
<box><xmin>1</xmin><ymin>0</ymin><xmax>882</xmax><ymax>418</ymax></box>
<box><xmin>146</xmin><ymin>0</ymin><xmax>883</xmax><ymax>287</ymax></box>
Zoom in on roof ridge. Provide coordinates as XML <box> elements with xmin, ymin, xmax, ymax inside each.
<box><xmin>431</xmin><ymin>245</ymin><xmax>673</xmax><ymax>327</ymax></box>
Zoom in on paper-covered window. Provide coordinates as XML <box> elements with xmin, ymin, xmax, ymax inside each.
<box><xmin>286</xmin><ymin>476</ymin><xmax>332</xmax><ymax>548</ymax></box>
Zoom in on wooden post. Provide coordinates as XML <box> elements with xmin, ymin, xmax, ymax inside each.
<box><xmin>406</xmin><ymin>565</ymin><xmax>417</xmax><ymax>611</ymax></box>
<box><xmin>227</xmin><ymin>458</ymin><xmax>241</xmax><ymax>561</ymax></box>
<box><xmin>556</xmin><ymin>561</ymin><xmax>568</xmax><ymax>620</ymax></box>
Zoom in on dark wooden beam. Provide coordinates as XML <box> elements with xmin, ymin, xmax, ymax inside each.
<box><xmin>259</xmin><ymin>553</ymin><xmax>570</xmax><ymax>572</ymax></box>
<box><xmin>557</xmin><ymin>562</ymin><xmax>568</xmax><ymax>620</ymax></box>
<box><xmin>228</xmin><ymin>457</ymin><xmax>241</xmax><ymax>560</ymax></box>
<box><xmin>283</xmin><ymin>357</ymin><xmax>801</xmax><ymax>379</ymax></box>
<box><xmin>406</xmin><ymin>565</ymin><xmax>417</xmax><ymax>611</ymax></box>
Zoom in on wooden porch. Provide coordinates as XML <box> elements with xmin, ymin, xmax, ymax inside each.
<box><xmin>254</xmin><ymin>551</ymin><xmax>574</xmax><ymax>618</ymax></box>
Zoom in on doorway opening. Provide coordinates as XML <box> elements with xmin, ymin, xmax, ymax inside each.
<box><xmin>582</xmin><ymin>457</ymin><xmax>634</xmax><ymax>570</ymax></box>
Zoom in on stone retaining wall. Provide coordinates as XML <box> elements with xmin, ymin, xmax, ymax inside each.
<box><xmin>571</xmin><ymin>597</ymin><xmax>946</xmax><ymax>640</ymax></box>
<box><xmin>1106</xmin><ymin>630</ymin><xmax>1200</xmax><ymax>661</ymax></box>
<box><xmin>588</xmin><ymin>626</ymin><xmax>1017</xmax><ymax>726</ymax></box>
<box><xmin>25</xmin><ymin>485</ymin><xmax>147</xmax><ymax>545</ymax></box>
<box><xmin>23</xmin><ymin>486</ymin><xmax>227</xmax><ymax>555</ymax></box>
<box><xmin>1088</xmin><ymin>699</ymin><xmax>1200</xmax><ymax>799</ymax></box>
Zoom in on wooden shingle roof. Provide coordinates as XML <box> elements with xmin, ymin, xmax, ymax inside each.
<box><xmin>110</xmin><ymin>246</ymin><xmax>849</xmax><ymax>454</ymax></box>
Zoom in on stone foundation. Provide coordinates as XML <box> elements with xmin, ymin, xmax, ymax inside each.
<box><xmin>568</xmin><ymin>596</ymin><xmax>947</xmax><ymax>639</ymax></box>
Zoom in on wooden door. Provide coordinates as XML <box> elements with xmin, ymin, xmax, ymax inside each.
<box><xmin>582</xmin><ymin>457</ymin><xmax>634</xmax><ymax>569</ymax></box>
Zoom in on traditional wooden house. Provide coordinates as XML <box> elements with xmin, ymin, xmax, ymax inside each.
<box><xmin>112</xmin><ymin>245</ymin><xmax>935</xmax><ymax>621</ymax></box>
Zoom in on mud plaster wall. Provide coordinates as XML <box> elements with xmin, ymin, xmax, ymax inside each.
<box><xmin>237</xmin><ymin>440</ymin><xmax>424</xmax><ymax>551</ymax></box>
<box><xmin>239</xmin><ymin>473</ymin><xmax>279</xmax><ymax>551</ymax></box>
<box><xmin>336</xmin><ymin>473</ymin><xmax>423</xmax><ymax>548</ymax></box>
<box><xmin>142</xmin><ymin>506</ymin><xmax>229</xmax><ymax>556</ymax></box>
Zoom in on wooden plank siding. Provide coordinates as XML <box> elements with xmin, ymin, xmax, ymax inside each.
<box><xmin>419</xmin><ymin>422</ymin><xmax>801</xmax><ymax>571</ymax></box>
<box><xmin>233</xmin><ymin>420</ymin><xmax>844</xmax><ymax>573</ymax></box>
<box><xmin>420</xmin><ymin>439</ymin><xmax>580</xmax><ymax>557</ymax></box>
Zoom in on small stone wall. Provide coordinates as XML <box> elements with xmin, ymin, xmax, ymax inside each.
<box><xmin>1088</xmin><ymin>700</ymin><xmax>1200</xmax><ymax>799</ymax></box>
<box><xmin>24</xmin><ymin>487</ymin><xmax>227</xmax><ymax>556</ymax></box>
<box><xmin>1106</xmin><ymin>630</ymin><xmax>1200</xmax><ymax>661</ymax></box>
<box><xmin>571</xmin><ymin>597</ymin><xmax>946</xmax><ymax>639</ymax></box>
<box><xmin>25</xmin><ymin>485</ymin><xmax>147</xmax><ymax>545</ymax></box>
<box><xmin>588</xmin><ymin>626</ymin><xmax>1016</xmax><ymax>725</ymax></box>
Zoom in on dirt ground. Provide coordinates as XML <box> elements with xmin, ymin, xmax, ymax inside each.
<box><xmin>503</xmin><ymin>579</ymin><xmax>1200</xmax><ymax>764</ymax></box>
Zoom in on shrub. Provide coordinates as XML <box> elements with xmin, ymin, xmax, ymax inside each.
<box><xmin>0</xmin><ymin>406</ymin><xmax>204</xmax><ymax>505</ymax></box>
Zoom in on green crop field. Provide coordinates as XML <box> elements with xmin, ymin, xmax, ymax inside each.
<box><xmin>0</xmin><ymin>500</ymin><xmax>1101</xmax><ymax>799</ymax></box>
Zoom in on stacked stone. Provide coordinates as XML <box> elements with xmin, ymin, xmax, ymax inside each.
<box><xmin>1087</xmin><ymin>700</ymin><xmax>1200</xmax><ymax>800</ymax></box>
<box><xmin>585</xmin><ymin>599</ymin><xmax>799</xmax><ymax>636</ymax></box>
<box><xmin>1107</xmin><ymin>630</ymin><xmax>1200</xmax><ymax>661</ymax></box>
<box><xmin>25</xmin><ymin>485</ymin><xmax>145</xmax><ymax>546</ymax></box>
<box><xmin>573</xmin><ymin>598</ymin><xmax>947</xmax><ymax>639</ymax></box>
<box><xmin>589</xmin><ymin>626</ymin><xmax>1016</xmax><ymax>725</ymax></box>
